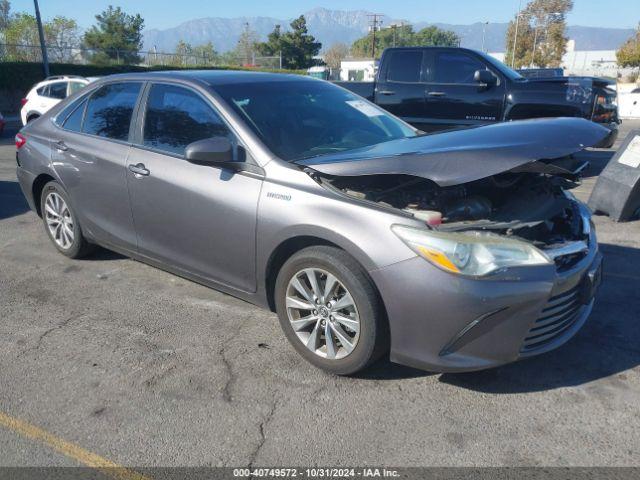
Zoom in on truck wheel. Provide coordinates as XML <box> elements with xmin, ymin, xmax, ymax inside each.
<box><xmin>275</xmin><ymin>246</ymin><xmax>388</xmax><ymax>375</ymax></box>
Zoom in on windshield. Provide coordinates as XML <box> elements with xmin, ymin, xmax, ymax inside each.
<box><xmin>478</xmin><ymin>52</ymin><xmax>524</xmax><ymax>81</ymax></box>
<box><xmin>214</xmin><ymin>80</ymin><xmax>417</xmax><ymax>161</ymax></box>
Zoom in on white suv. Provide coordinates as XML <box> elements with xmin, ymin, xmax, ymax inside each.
<box><xmin>20</xmin><ymin>76</ymin><xmax>93</xmax><ymax>125</ymax></box>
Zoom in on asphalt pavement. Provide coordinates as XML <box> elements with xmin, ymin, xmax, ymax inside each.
<box><xmin>0</xmin><ymin>120</ymin><xmax>639</xmax><ymax>470</ymax></box>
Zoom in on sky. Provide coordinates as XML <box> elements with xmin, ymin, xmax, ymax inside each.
<box><xmin>9</xmin><ymin>0</ymin><xmax>640</xmax><ymax>30</ymax></box>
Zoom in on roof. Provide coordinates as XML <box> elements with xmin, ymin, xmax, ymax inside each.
<box><xmin>99</xmin><ymin>69</ymin><xmax>309</xmax><ymax>87</ymax></box>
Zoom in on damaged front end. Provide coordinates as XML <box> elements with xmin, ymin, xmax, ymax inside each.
<box><xmin>326</xmin><ymin>172</ymin><xmax>592</xmax><ymax>272</ymax></box>
<box><xmin>300</xmin><ymin>118</ymin><xmax>608</xmax><ymax>274</ymax></box>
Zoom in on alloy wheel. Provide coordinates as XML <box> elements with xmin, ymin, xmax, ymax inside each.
<box><xmin>44</xmin><ymin>192</ymin><xmax>74</xmax><ymax>250</ymax></box>
<box><xmin>285</xmin><ymin>268</ymin><xmax>360</xmax><ymax>360</ymax></box>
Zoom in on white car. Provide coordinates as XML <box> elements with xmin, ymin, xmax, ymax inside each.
<box><xmin>20</xmin><ymin>76</ymin><xmax>94</xmax><ymax>125</ymax></box>
<box><xmin>619</xmin><ymin>87</ymin><xmax>640</xmax><ymax>119</ymax></box>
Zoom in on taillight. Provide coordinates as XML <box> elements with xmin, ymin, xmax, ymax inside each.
<box><xmin>15</xmin><ymin>134</ymin><xmax>26</xmax><ymax>149</ymax></box>
<box><xmin>20</xmin><ymin>98</ymin><xmax>28</xmax><ymax>106</ymax></box>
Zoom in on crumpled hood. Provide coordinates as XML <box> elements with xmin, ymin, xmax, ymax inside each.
<box><xmin>296</xmin><ymin>117</ymin><xmax>609</xmax><ymax>186</ymax></box>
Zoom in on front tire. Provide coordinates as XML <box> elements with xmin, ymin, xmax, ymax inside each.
<box><xmin>40</xmin><ymin>181</ymin><xmax>94</xmax><ymax>258</ymax></box>
<box><xmin>275</xmin><ymin>246</ymin><xmax>388</xmax><ymax>375</ymax></box>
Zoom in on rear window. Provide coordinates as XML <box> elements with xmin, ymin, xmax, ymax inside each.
<box><xmin>68</xmin><ymin>81</ymin><xmax>86</xmax><ymax>96</ymax></box>
<box><xmin>53</xmin><ymin>96</ymin><xmax>84</xmax><ymax>127</ymax></box>
<box><xmin>83</xmin><ymin>83</ymin><xmax>142</xmax><ymax>141</ymax></box>
<box><xmin>36</xmin><ymin>82</ymin><xmax>68</xmax><ymax>99</ymax></box>
<box><xmin>63</xmin><ymin>99</ymin><xmax>87</xmax><ymax>132</ymax></box>
<box><xmin>386</xmin><ymin>51</ymin><xmax>423</xmax><ymax>83</ymax></box>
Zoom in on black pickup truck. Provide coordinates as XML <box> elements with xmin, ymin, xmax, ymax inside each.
<box><xmin>335</xmin><ymin>47</ymin><xmax>620</xmax><ymax>147</ymax></box>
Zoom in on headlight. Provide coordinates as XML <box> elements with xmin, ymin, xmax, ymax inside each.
<box><xmin>391</xmin><ymin>225</ymin><xmax>552</xmax><ymax>276</ymax></box>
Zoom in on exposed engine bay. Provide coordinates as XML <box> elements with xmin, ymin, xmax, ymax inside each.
<box><xmin>325</xmin><ymin>171</ymin><xmax>589</xmax><ymax>251</ymax></box>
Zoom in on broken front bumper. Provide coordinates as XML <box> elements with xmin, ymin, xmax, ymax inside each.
<box><xmin>371</xmin><ymin>206</ymin><xmax>602</xmax><ymax>373</ymax></box>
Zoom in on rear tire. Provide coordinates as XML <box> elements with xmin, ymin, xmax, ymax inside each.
<box><xmin>40</xmin><ymin>181</ymin><xmax>95</xmax><ymax>259</ymax></box>
<box><xmin>275</xmin><ymin>246</ymin><xmax>388</xmax><ymax>375</ymax></box>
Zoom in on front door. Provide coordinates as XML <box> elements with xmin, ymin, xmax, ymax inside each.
<box><xmin>374</xmin><ymin>49</ymin><xmax>429</xmax><ymax>128</ymax></box>
<box><xmin>126</xmin><ymin>83</ymin><xmax>262</xmax><ymax>292</ymax></box>
<box><xmin>423</xmin><ymin>49</ymin><xmax>505</xmax><ymax>129</ymax></box>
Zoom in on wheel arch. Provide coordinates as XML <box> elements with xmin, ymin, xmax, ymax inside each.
<box><xmin>263</xmin><ymin>233</ymin><xmax>385</xmax><ymax>315</ymax></box>
<box><xmin>26</xmin><ymin>111</ymin><xmax>41</xmax><ymax>122</ymax></box>
<box><xmin>31</xmin><ymin>173</ymin><xmax>56</xmax><ymax>217</ymax></box>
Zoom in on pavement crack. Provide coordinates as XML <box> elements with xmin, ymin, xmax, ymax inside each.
<box><xmin>247</xmin><ymin>399</ymin><xmax>279</xmax><ymax>471</ymax></box>
<box><xmin>17</xmin><ymin>312</ymin><xmax>84</xmax><ymax>358</ymax></box>
<box><xmin>219</xmin><ymin>347</ymin><xmax>236</xmax><ymax>403</ymax></box>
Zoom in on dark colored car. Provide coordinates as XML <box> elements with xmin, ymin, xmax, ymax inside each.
<box><xmin>16</xmin><ymin>71</ymin><xmax>607</xmax><ymax>374</ymax></box>
<box><xmin>336</xmin><ymin>47</ymin><xmax>619</xmax><ymax>147</ymax></box>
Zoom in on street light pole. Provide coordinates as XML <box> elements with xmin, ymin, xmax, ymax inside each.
<box><xmin>33</xmin><ymin>0</ymin><xmax>49</xmax><ymax>77</ymax></box>
<box><xmin>481</xmin><ymin>22</ymin><xmax>489</xmax><ymax>52</ymax></box>
<box><xmin>530</xmin><ymin>17</ymin><xmax>539</xmax><ymax>68</ymax></box>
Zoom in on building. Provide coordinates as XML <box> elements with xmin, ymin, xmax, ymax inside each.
<box><xmin>489</xmin><ymin>39</ymin><xmax>635</xmax><ymax>78</ymax></box>
<box><xmin>339</xmin><ymin>59</ymin><xmax>378</xmax><ymax>82</ymax></box>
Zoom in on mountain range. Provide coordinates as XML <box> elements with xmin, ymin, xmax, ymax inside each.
<box><xmin>142</xmin><ymin>7</ymin><xmax>635</xmax><ymax>54</ymax></box>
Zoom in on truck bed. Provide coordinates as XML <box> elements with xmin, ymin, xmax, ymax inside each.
<box><xmin>333</xmin><ymin>81</ymin><xmax>375</xmax><ymax>101</ymax></box>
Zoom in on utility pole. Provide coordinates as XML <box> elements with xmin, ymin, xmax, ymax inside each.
<box><xmin>367</xmin><ymin>13</ymin><xmax>383</xmax><ymax>59</ymax></box>
<box><xmin>33</xmin><ymin>0</ymin><xmax>49</xmax><ymax>77</ymax></box>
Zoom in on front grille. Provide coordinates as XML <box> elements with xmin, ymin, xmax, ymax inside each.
<box><xmin>521</xmin><ymin>285</ymin><xmax>584</xmax><ymax>352</ymax></box>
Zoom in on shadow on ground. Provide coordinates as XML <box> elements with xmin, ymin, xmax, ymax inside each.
<box><xmin>0</xmin><ymin>180</ymin><xmax>30</xmax><ymax>219</ymax></box>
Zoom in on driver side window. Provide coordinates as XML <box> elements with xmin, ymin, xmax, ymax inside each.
<box><xmin>143</xmin><ymin>84</ymin><xmax>230</xmax><ymax>156</ymax></box>
<box><xmin>434</xmin><ymin>52</ymin><xmax>486</xmax><ymax>84</ymax></box>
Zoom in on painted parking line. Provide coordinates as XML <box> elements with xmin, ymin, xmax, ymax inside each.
<box><xmin>0</xmin><ymin>411</ymin><xmax>150</xmax><ymax>480</ymax></box>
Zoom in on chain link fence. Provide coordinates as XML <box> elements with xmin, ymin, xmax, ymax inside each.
<box><xmin>0</xmin><ymin>43</ymin><xmax>283</xmax><ymax>69</ymax></box>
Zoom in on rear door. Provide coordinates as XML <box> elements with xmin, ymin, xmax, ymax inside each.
<box><xmin>423</xmin><ymin>49</ymin><xmax>505</xmax><ymax>128</ymax></box>
<box><xmin>375</xmin><ymin>49</ymin><xmax>429</xmax><ymax>127</ymax></box>
<box><xmin>125</xmin><ymin>82</ymin><xmax>262</xmax><ymax>292</ymax></box>
<box><xmin>51</xmin><ymin>82</ymin><xmax>143</xmax><ymax>250</ymax></box>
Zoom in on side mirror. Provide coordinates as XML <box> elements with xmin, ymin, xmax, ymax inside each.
<box><xmin>474</xmin><ymin>69</ymin><xmax>497</xmax><ymax>88</ymax></box>
<box><xmin>185</xmin><ymin>137</ymin><xmax>241</xmax><ymax>169</ymax></box>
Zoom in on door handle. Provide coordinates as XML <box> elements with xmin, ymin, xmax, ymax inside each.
<box><xmin>54</xmin><ymin>140</ymin><xmax>68</xmax><ymax>152</ymax></box>
<box><xmin>128</xmin><ymin>163</ymin><xmax>150</xmax><ymax>176</ymax></box>
<box><xmin>378</xmin><ymin>90</ymin><xmax>395</xmax><ymax>96</ymax></box>
<box><xmin>427</xmin><ymin>91</ymin><xmax>447</xmax><ymax>97</ymax></box>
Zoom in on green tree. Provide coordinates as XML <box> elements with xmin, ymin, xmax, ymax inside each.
<box><xmin>0</xmin><ymin>0</ymin><xmax>11</xmax><ymax>31</ymax></box>
<box><xmin>3</xmin><ymin>12</ymin><xmax>79</xmax><ymax>62</ymax></box>
<box><xmin>193</xmin><ymin>42</ymin><xmax>217</xmax><ymax>65</ymax></box>
<box><xmin>504</xmin><ymin>0</ymin><xmax>573</xmax><ymax>68</ymax></box>
<box><xmin>350</xmin><ymin>24</ymin><xmax>458</xmax><ymax>58</ymax></box>
<box><xmin>169</xmin><ymin>39</ymin><xmax>193</xmax><ymax>66</ymax></box>
<box><xmin>617</xmin><ymin>24</ymin><xmax>640</xmax><ymax>71</ymax></box>
<box><xmin>256</xmin><ymin>16</ymin><xmax>321</xmax><ymax>69</ymax></box>
<box><xmin>83</xmin><ymin>5</ymin><xmax>144</xmax><ymax>65</ymax></box>
<box><xmin>4</xmin><ymin>13</ymin><xmax>40</xmax><ymax>61</ymax></box>
<box><xmin>45</xmin><ymin>16</ymin><xmax>80</xmax><ymax>62</ymax></box>
<box><xmin>255</xmin><ymin>24</ymin><xmax>282</xmax><ymax>56</ymax></box>
<box><xmin>414</xmin><ymin>26</ymin><xmax>460</xmax><ymax>47</ymax></box>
